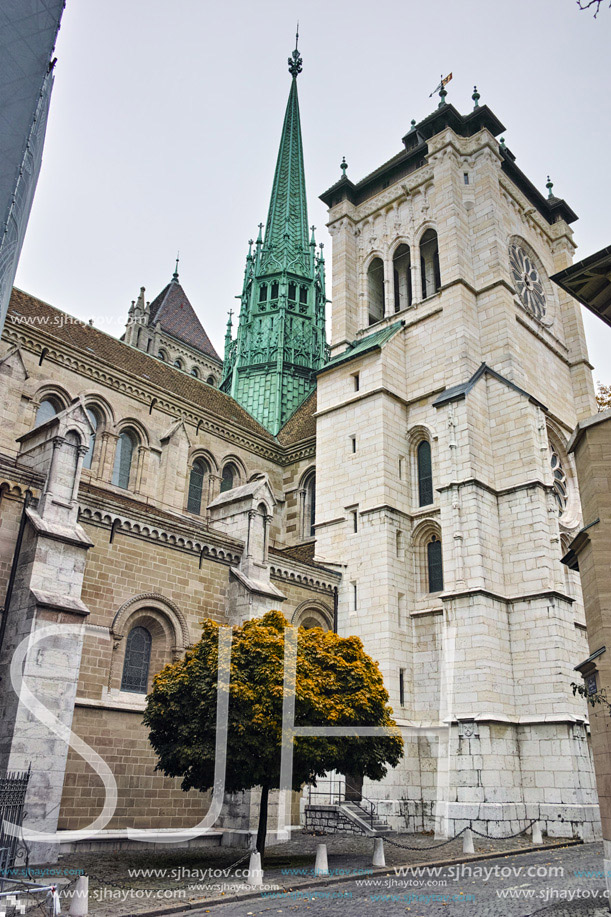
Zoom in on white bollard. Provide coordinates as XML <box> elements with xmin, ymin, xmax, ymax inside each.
<box><xmin>314</xmin><ymin>843</ymin><xmax>329</xmax><ymax>876</ymax></box>
<box><xmin>68</xmin><ymin>875</ymin><xmax>89</xmax><ymax>916</ymax></box>
<box><xmin>372</xmin><ymin>837</ymin><xmax>385</xmax><ymax>867</ymax></box>
<box><xmin>247</xmin><ymin>851</ymin><xmax>263</xmax><ymax>887</ymax></box>
<box><xmin>532</xmin><ymin>822</ymin><xmax>543</xmax><ymax>845</ymax></box>
<box><xmin>462</xmin><ymin>828</ymin><xmax>475</xmax><ymax>854</ymax></box>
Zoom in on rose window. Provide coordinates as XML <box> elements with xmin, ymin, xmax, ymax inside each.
<box><xmin>509</xmin><ymin>244</ymin><xmax>547</xmax><ymax>319</ymax></box>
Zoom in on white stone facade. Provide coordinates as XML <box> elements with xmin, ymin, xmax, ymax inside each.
<box><xmin>315</xmin><ymin>115</ymin><xmax>600</xmax><ymax>839</ymax></box>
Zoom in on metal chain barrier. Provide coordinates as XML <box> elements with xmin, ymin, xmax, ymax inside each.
<box><xmin>307</xmin><ymin>815</ymin><xmax>540</xmax><ymax>850</ymax></box>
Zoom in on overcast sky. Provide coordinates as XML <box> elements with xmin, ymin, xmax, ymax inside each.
<box><xmin>14</xmin><ymin>0</ymin><xmax>611</xmax><ymax>385</ymax></box>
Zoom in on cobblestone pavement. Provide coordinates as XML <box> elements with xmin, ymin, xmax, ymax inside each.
<box><xmin>184</xmin><ymin>843</ymin><xmax>608</xmax><ymax>917</ymax></box>
<box><xmin>40</xmin><ymin>830</ymin><xmax>586</xmax><ymax>915</ymax></box>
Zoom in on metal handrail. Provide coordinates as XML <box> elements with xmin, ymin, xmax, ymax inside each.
<box><xmin>307</xmin><ymin>778</ymin><xmax>380</xmax><ymax>828</ymax></box>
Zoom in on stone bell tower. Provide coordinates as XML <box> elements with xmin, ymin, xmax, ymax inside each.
<box><xmin>315</xmin><ymin>83</ymin><xmax>600</xmax><ymax>838</ymax></box>
<box><xmin>221</xmin><ymin>40</ymin><xmax>328</xmax><ymax>435</ymax></box>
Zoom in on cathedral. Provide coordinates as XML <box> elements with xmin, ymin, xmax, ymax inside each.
<box><xmin>0</xmin><ymin>42</ymin><xmax>601</xmax><ymax>862</ymax></box>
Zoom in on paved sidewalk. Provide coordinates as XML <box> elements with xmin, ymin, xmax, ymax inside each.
<box><xmin>40</xmin><ymin>830</ymin><xmax>582</xmax><ymax>916</ymax></box>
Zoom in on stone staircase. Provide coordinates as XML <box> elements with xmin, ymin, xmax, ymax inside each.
<box><xmin>339</xmin><ymin>800</ymin><xmax>391</xmax><ymax>836</ymax></box>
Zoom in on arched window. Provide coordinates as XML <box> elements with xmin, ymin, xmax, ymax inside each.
<box><xmin>120</xmin><ymin>626</ymin><xmax>152</xmax><ymax>693</ymax></box>
<box><xmin>393</xmin><ymin>244</ymin><xmax>412</xmax><ymax>312</ymax></box>
<box><xmin>112</xmin><ymin>430</ymin><xmax>137</xmax><ymax>489</ymax></box>
<box><xmin>367</xmin><ymin>258</ymin><xmax>385</xmax><ymax>325</ymax></box>
<box><xmin>271</xmin><ymin>281</ymin><xmax>279</xmax><ymax>301</ymax></box>
<box><xmin>420</xmin><ymin>229</ymin><xmax>441</xmax><ymax>299</ymax></box>
<box><xmin>259</xmin><ymin>283</ymin><xmax>268</xmax><ymax>304</ymax></box>
<box><xmin>34</xmin><ymin>397</ymin><xmax>61</xmax><ymax>427</ymax></box>
<box><xmin>427</xmin><ymin>536</ymin><xmax>444</xmax><ymax>593</ymax></box>
<box><xmin>157</xmin><ymin>350</ymin><xmax>167</xmax><ymax>362</ymax></box>
<box><xmin>187</xmin><ymin>458</ymin><xmax>209</xmax><ymax>514</ymax></box>
<box><xmin>220</xmin><ymin>462</ymin><xmax>237</xmax><ymax>493</ymax></box>
<box><xmin>173</xmin><ymin>358</ymin><xmax>183</xmax><ymax>370</ymax></box>
<box><xmin>288</xmin><ymin>282</ymin><xmax>297</xmax><ymax>302</ymax></box>
<box><xmin>82</xmin><ymin>407</ymin><xmax>100</xmax><ymax>470</ymax></box>
<box><xmin>303</xmin><ymin>472</ymin><xmax>316</xmax><ymax>538</ymax></box>
<box><xmin>191</xmin><ymin>366</ymin><xmax>199</xmax><ymax>378</ymax></box>
<box><xmin>417</xmin><ymin>440</ymin><xmax>433</xmax><ymax>506</ymax></box>
<box><xmin>206</xmin><ymin>375</ymin><xmax>215</xmax><ymax>386</ymax></box>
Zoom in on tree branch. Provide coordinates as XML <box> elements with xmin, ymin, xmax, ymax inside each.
<box><xmin>577</xmin><ymin>0</ymin><xmax>610</xmax><ymax>16</ymax></box>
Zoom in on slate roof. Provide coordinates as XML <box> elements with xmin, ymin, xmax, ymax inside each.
<box><xmin>277</xmin><ymin>389</ymin><xmax>317</xmax><ymax>445</ymax></box>
<box><xmin>7</xmin><ymin>289</ymin><xmax>274</xmax><ymax>441</ymax></box>
<box><xmin>148</xmin><ymin>279</ymin><xmax>221</xmax><ymax>363</ymax></box>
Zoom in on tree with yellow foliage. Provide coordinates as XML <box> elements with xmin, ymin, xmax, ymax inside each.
<box><xmin>144</xmin><ymin>610</ymin><xmax>403</xmax><ymax>857</ymax></box>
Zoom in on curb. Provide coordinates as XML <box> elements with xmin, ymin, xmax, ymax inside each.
<box><xmin>110</xmin><ymin>837</ymin><xmax>584</xmax><ymax>917</ymax></box>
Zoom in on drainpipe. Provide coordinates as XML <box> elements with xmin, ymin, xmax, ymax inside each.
<box><xmin>333</xmin><ymin>586</ymin><xmax>338</xmax><ymax>633</ymax></box>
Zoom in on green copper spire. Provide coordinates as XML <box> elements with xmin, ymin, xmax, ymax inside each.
<box><xmin>259</xmin><ymin>41</ymin><xmax>308</xmax><ymax>276</ymax></box>
<box><xmin>222</xmin><ymin>39</ymin><xmax>328</xmax><ymax>436</ymax></box>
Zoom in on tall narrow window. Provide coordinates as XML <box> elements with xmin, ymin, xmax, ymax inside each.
<box><xmin>417</xmin><ymin>440</ymin><xmax>433</xmax><ymax>506</ymax></box>
<box><xmin>304</xmin><ymin>473</ymin><xmax>316</xmax><ymax>537</ymax></box>
<box><xmin>120</xmin><ymin>626</ymin><xmax>152</xmax><ymax>693</ymax></box>
<box><xmin>112</xmin><ymin>430</ymin><xmax>136</xmax><ymax>490</ymax></box>
<box><xmin>271</xmin><ymin>281</ymin><xmax>279</xmax><ymax>300</ymax></box>
<box><xmin>220</xmin><ymin>463</ymin><xmax>237</xmax><ymax>493</ymax></box>
<box><xmin>352</xmin><ymin>582</ymin><xmax>358</xmax><ymax>613</ymax></box>
<box><xmin>187</xmin><ymin>459</ymin><xmax>208</xmax><ymax>514</ymax></box>
<box><xmin>259</xmin><ymin>283</ymin><xmax>268</xmax><ymax>303</ymax></box>
<box><xmin>82</xmin><ymin>407</ymin><xmax>99</xmax><ymax>470</ymax></box>
<box><xmin>399</xmin><ymin>669</ymin><xmax>405</xmax><ymax>706</ymax></box>
<box><xmin>367</xmin><ymin>257</ymin><xmax>385</xmax><ymax>325</ymax></box>
<box><xmin>420</xmin><ymin>229</ymin><xmax>440</xmax><ymax>299</ymax></box>
<box><xmin>427</xmin><ymin>536</ymin><xmax>444</xmax><ymax>593</ymax></box>
<box><xmin>34</xmin><ymin>397</ymin><xmax>60</xmax><ymax>427</ymax></box>
<box><xmin>288</xmin><ymin>282</ymin><xmax>297</xmax><ymax>302</ymax></box>
<box><xmin>393</xmin><ymin>244</ymin><xmax>412</xmax><ymax>312</ymax></box>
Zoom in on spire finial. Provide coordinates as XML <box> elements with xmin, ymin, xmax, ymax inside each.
<box><xmin>546</xmin><ymin>175</ymin><xmax>554</xmax><ymax>199</ymax></box>
<box><xmin>340</xmin><ymin>156</ymin><xmax>348</xmax><ymax>178</ymax></box>
<box><xmin>288</xmin><ymin>28</ymin><xmax>303</xmax><ymax>78</ymax></box>
<box><xmin>499</xmin><ymin>136</ymin><xmax>506</xmax><ymax>150</ymax></box>
<box><xmin>472</xmin><ymin>85</ymin><xmax>480</xmax><ymax>109</ymax></box>
<box><xmin>172</xmin><ymin>251</ymin><xmax>179</xmax><ymax>282</ymax></box>
<box><xmin>310</xmin><ymin>225</ymin><xmax>316</xmax><ymax>246</ymax></box>
<box><xmin>256</xmin><ymin>223</ymin><xmax>263</xmax><ymax>244</ymax></box>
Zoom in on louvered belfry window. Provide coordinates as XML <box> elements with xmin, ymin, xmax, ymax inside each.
<box><xmin>121</xmin><ymin>626</ymin><xmax>152</xmax><ymax>693</ymax></box>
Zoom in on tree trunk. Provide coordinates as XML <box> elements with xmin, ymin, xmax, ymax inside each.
<box><xmin>256</xmin><ymin>783</ymin><xmax>270</xmax><ymax>860</ymax></box>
